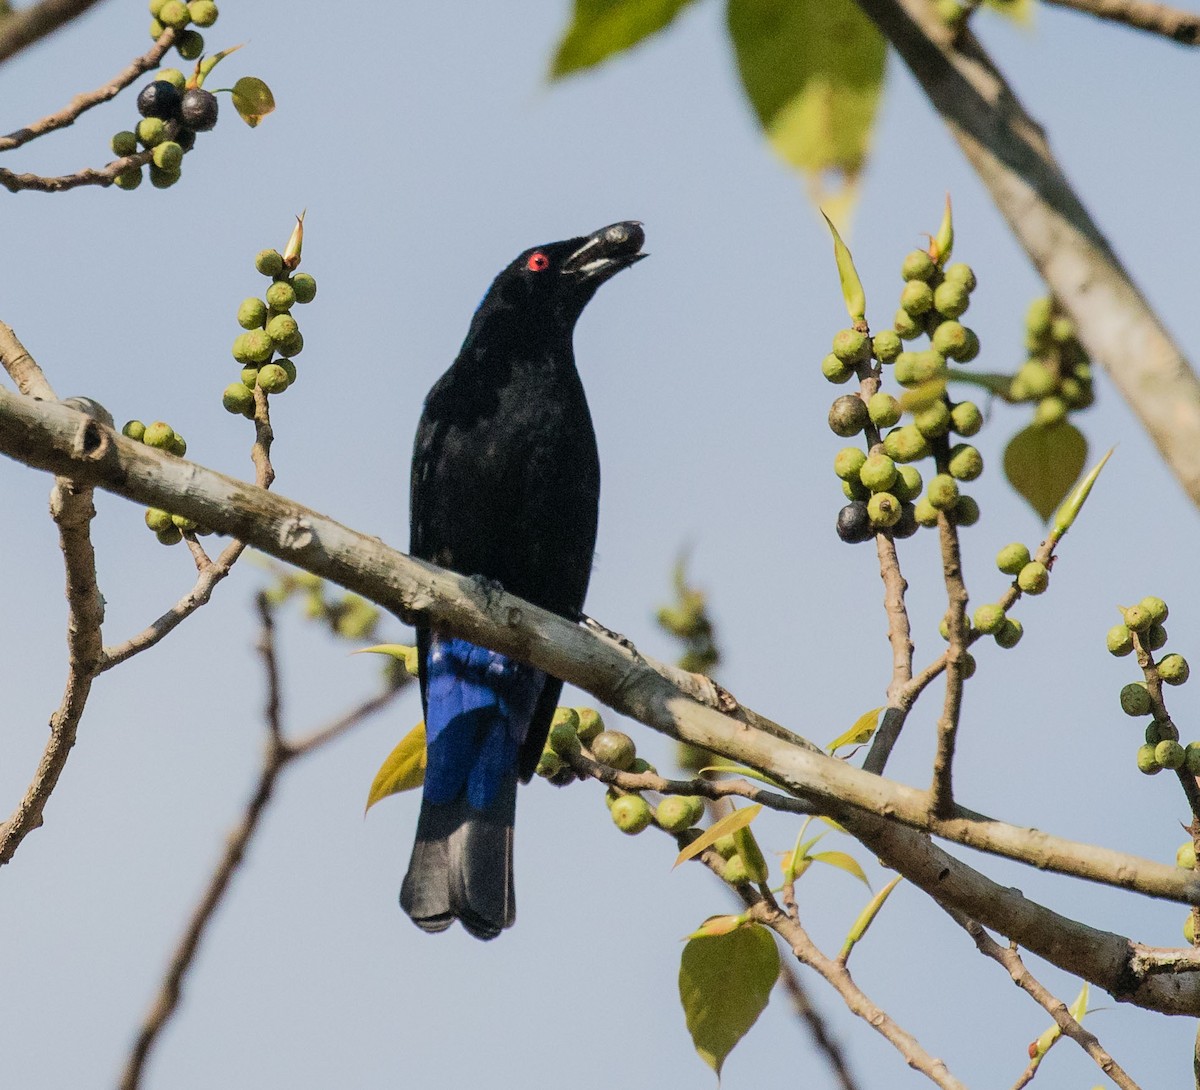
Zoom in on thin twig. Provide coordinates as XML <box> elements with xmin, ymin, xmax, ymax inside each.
<box><xmin>0</xmin><ymin>0</ymin><xmax>103</xmax><ymax>65</ymax></box>
<box><xmin>0</xmin><ymin>29</ymin><xmax>176</xmax><ymax>152</ymax></box>
<box><xmin>1042</xmin><ymin>0</ymin><xmax>1200</xmax><ymax>43</ymax></box>
<box><xmin>119</xmin><ymin>600</ymin><xmax>407</xmax><ymax>1090</ymax></box>
<box><xmin>777</xmin><ymin>961</ymin><xmax>862</xmax><ymax>1090</ymax></box>
<box><xmin>951</xmin><ymin>911</ymin><xmax>1143</xmax><ymax>1090</ymax></box>
<box><xmin>0</xmin><ymin>150</ymin><xmax>153</xmax><ymax>194</ymax></box>
<box><xmin>929</xmin><ymin>510</ymin><xmax>969</xmax><ymax>817</ymax></box>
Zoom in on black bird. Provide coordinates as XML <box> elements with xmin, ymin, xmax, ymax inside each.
<box><xmin>401</xmin><ymin>221</ymin><xmax>646</xmax><ymax>939</ymax></box>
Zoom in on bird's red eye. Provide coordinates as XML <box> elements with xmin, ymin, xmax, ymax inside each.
<box><xmin>526</xmin><ymin>251</ymin><xmax>550</xmax><ymax>272</ymax></box>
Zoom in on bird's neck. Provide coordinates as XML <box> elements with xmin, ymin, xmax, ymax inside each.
<box><xmin>459</xmin><ymin>303</ymin><xmax>575</xmax><ymax>366</ymax></box>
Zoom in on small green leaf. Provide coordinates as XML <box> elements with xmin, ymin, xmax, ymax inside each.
<box><xmin>679</xmin><ymin>922</ymin><xmax>780</xmax><ymax>1075</ymax></box>
<box><xmin>827</xmin><ymin>706</ymin><xmax>882</xmax><ymax>753</ymax></box>
<box><xmin>841</xmin><ymin>874</ymin><xmax>901</xmax><ymax>959</ymax></box>
<box><xmin>1068</xmin><ymin>981</ymin><xmax>1089</xmax><ymax>1022</ymax></box>
<box><xmin>353</xmin><ymin>642</ymin><xmax>419</xmax><ymax>676</ymax></box>
<box><xmin>821</xmin><ymin>211</ymin><xmax>866</xmax><ymax>322</ymax></box>
<box><xmin>810</xmin><ymin>850</ymin><xmax>869</xmax><ymax>885</ymax></box>
<box><xmin>1053</xmin><ymin>446</ymin><xmax>1114</xmax><ymax>534</ymax></box>
<box><xmin>696</xmin><ymin>763</ymin><xmax>790</xmax><ymax>789</ymax></box>
<box><xmin>727</xmin><ymin>0</ymin><xmax>885</xmax><ymax>199</ymax></box>
<box><xmin>549</xmin><ymin>0</ymin><xmax>699</xmax><ymax>78</ymax></box>
<box><xmin>674</xmin><ymin>804</ymin><xmax>762</xmax><ymax>868</ymax></box>
<box><xmin>365</xmin><ymin>722</ymin><xmax>426</xmax><ymax>811</ymax></box>
<box><xmin>230</xmin><ymin>76</ymin><xmax>275</xmax><ymax>127</ymax></box>
<box><xmin>733</xmin><ymin>824</ymin><xmax>769</xmax><ymax>884</ymax></box>
<box><xmin>1003</xmin><ymin>421</ymin><xmax>1088</xmax><ymax>522</ymax></box>
<box><xmin>933</xmin><ymin>194</ymin><xmax>954</xmax><ymax>266</ymax></box>
<box><xmin>686</xmin><ymin>913</ymin><xmax>749</xmax><ymax>939</ymax></box>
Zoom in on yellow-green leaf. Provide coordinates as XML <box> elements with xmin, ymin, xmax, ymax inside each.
<box><xmin>1003</xmin><ymin>421</ymin><xmax>1088</xmax><ymax>522</ymax></box>
<box><xmin>841</xmin><ymin>874</ymin><xmax>901</xmax><ymax>959</ymax></box>
<box><xmin>984</xmin><ymin>0</ymin><xmax>1033</xmax><ymax>25</ymax></box>
<box><xmin>353</xmin><ymin>642</ymin><xmax>419</xmax><ymax>676</ymax></box>
<box><xmin>821</xmin><ymin>211</ymin><xmax>866</xmax><ymax>322</ymax></box>
<box><xmin>230</xmin><ymin>76</ymin><xmax>275</xmax><ymax>127</ymax></box>
<box><xmin>733</xmin><ymin>824</ymin><xmax>769</xmax><ymax>884</ymax></box>
<box><xmin>810</xmin><ymin>850</ymin><xmax>869</xmax><ymax>885</ymax></box>
<box><xmin>550</xmin><ymin>0</ymin><xmax>699</xmax><ymax>78</ymax></box>
<box><xmin>1053</xmin><ymin>446</ymin><xmax>1113</xmax><ymax>534</ymax></box>
<box><xmin>827</xmin><ymin>706</ymin><xmax>882</xmax><ymax>753</ymax></box>
<box><xmin>686</xmin><ymin>913</ymin><xmax>749</xmax><ymax>939</ymax></box>
<box><xmin>696</xmin><ymin>763</ymin><xmax>790</xmax><ymax>789</ymax></box>
<box><xmin>679</xmin><ymin>922</ymin><xmax>779</xmax><ymax>1075</ymax></box>
<box><xmin>933</xmin><ymin>194</ymin><xmax>954</xmax><ymax>266</ymax></box>
<box><xmin>1068</xmin><ymin>981</ymin><xmax>1089</xmax><ymax>1022</ymax></box>
<box><xmin>365</xmin><ymin>722</ymin><xmax>426</xmax><ymax>811</ymax></box>
<box><xmin>674</xmin><ymin>804</ymin><xmax>762</xmax><ymax>868</ymax></box>
<box><xmin>727</xmin><ymin>0</ymin><xmax>885</xmax><ymax>199</ymax></box>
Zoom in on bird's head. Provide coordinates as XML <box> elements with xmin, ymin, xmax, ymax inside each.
<box><xmin>468</xmin><ymin>221</ymin><xmax>646</xmax><ymax>344</ymax></box>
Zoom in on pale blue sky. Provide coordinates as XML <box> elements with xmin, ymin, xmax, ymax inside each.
<box><xmin>2</xmin><ymin>2</ymin><xmax>1199</xmax><ymax>1087</ymax></box>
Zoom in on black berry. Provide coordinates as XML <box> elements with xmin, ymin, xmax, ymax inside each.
<box><xmin>836</xmin><ymin>501</ymin><xmax>873</xmax><ymax>544</ymax></box>
<box><xmin>137</xmin><ymin>80</ymin><xmax>183</xmax><ymax>121</ymax></box>
<box><xmin>180</xmin><ymin>88</ymin><xmax>218</xmax><ymax>131</ymax></box>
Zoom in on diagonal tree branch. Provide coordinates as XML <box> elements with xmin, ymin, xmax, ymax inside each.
<box><xmin>1042</xmin><ymin>0</ymin><xmax>1200</xmax><ymax>44</ymax></box>
<box><xmin>0</xmin><ymin>0</ymin><xmax>104</xmax><ymax>66</ymax></box>
<box><xmin>855</xmin><ymin>0</ymin><xmax>1200</xmax><ymax>509</ymax></box>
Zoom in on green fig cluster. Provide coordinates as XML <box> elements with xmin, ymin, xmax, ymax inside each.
<box><xmin>1110</xmin><ymin>596</ymin><xmax>1195</xmax><ymax>776</ymax></box>
<box><xmin>112</xmin><ymin>67</ymin><xmax>215</xmax><ymax>191</ymax></box>
<box><xmin>223</xmin><ymin>247</ymin><xmax>316</xmax><ymax>417</ymax></box>
<box><xmin>260</xmin><ymin>569</ymin><xmax>381</xmax><ymax>643</ymax></box>
<box><xmin>148</xmin><ymin>0</ymin><xmax>218</xmax><ymax>57</ymax></box>
<box><xmin>122</xmin><ymin>418</ymin><xmax>212</xmax><ymax>543</ymax></box>
<box><xmin>1013</xmin><ymin>297</ymin><xmax>1094</xmax><ymax>427</ymax></box>
<box><xmin>829</xmin><ymin>245</ymin><xmax>983</xmax><ymax>544</ymax></box>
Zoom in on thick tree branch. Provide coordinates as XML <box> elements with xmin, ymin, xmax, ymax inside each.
<box><xmin>1042</xmin><ymin>0</ymin><xmax>1200</xmax><ymax>44</ymax></box>
<box><xmin>0</xmin><ymin>0</ymin><xmax>103</xmax><ymax>65</ymax></box>
<box><xmin>5</xmin><ymin>389</ymin><xmax>1200</xmax><ymax>1012</ymax></box>
<box><xmin>855</xmin><ymin>0</ymin><xmax>1200</xmax><ymax>509</ymax></box>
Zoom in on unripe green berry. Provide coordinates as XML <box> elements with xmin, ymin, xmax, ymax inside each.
<box><xmin>112</xmin><ymin>130</ymin><xmax>138</xmax><ymax>157</ymax></box>
<box><xmin>868</xmin><ymin>392</ymin><xmax>901</xmax><ymax>428</ymax></box>
<box><xmin>914</xmin><ymin>401</ymin><xmax>951</xmax><ymax>439</ymax></box>
<box><xmin>1156</xmin><ymin>740</ymin><xmax>1186</xmax><ymax>770</ymax></box>
<box><xmin>901</xmin><ymin>249</ymin><xmax>935</xmax><ymax>282</ymax></box>
<box><xmin>1136</xmin><ymin>743</ymin><xmax>1161</xmax><ymax>775</ymax></box>
<box><xmin>257</xmin><ymin>363</ymin><xmax>290</xmax><ymax>394</ymax></box>
<box><xmin>122</xmin><ymin>420</ymin><xmax>146</xmax><ymax>442</ymax></box>
<box><xmin>148</xmin><ymin>164</ymin><xmax>180</xmax><ymax>189</ymax></box>
<box><xmin>175</xmin><ymin>29</ymin><xmax>204</xmax><ymax>59</ymax></box>
<box><xmin>548</xmin><ymin>719</ymin><xmax>581</xmax><ymax>758</ymax></box>
<box><xmin>882</xmin><ymin>424</ymin><xmax>930</xmax><ymax>464</ymax></box>
<box><xmin>233</xmin><ymin>329</ymin><xmax>273</xmax><ymax>365</ymax></box>
<box><xmin>822</xmin><ymin>353</ymin><xmax>854</xmax><ymax>384</ymax></box>
<box><xmin>169</xmin><ymin>433</ymin><xmax>186</xmax><ymax>457</ymax></box>
<box><xmin>1123</xmin><ymin>605</ymin><xmax>1153</xmax><ymax>633</ymax></box>
<box><xmin>950</xmin><ymin>494</ymin><xmax>980</xmax><ymax>527</ymax></box>
<box><xmin>872</xmin><ymin>329</ymin><xmax>902</xmax><ymax>363</ymax></box>
<box><xmin>933</xmin><ymin>280</ymin><xmax>969</xmax><ymax>319</ymax></box>
<box><xmin>114</xmin><ymin>167</ymin><xmax>143</xmax><ymax>190</ymax></box>
<box><xmin>713</xmin><ymin>834</ymin><xmax>738</xmax><ymax>860</ymax></box>
<box><xmin>535</xmin><ymin>750</ymin><xmax>563</xmax><ymax>778</ymax></box>
<box><xmin>1120</xmin><ymin>682</ymin><xmax>1152</xmax><ymax>717</ymax></box>
<box><xmin>149</xmin><ymin>0</ymin><xmax>167</xmax><ymax>16</ymax></box>
<box><xmin>721</xmin><ymin>855</ymin><xmax>751</xmax><ymax>885</ymax></box>
<box><xmin>842</xmin><ymin>477</ymin><xmax>870</xmax><ymax>501</ymax></box>
<box><xmin>265</xmin><ymin>280</ymin><xmax>296</xmax><ymax>311</ymax></box>
<box><xmin>995</xmin><ymin>617</ymin><xmax>1024</xmax><ymax>649</ymax></box>
<box><xmin>893</xmin><ymin>308</ymin><xmax>923</xmax><ymax>340</ymax></box>
<box><xmin>947</xmin><ymin>443</ymin><xmax>984</xmax><ymax>481</ymax></box>
<box><xmin>265</xmin><ymin>313</ymin><xmax>299</xmax><ymax>345</ymax></box>
<box><xmin>1145</xmin><ymin>623</ymin><xmax>1168</xmax><ymax>651</ymax></box>
<box><xmin>136</xmin><ymin>117</ymin><xmax>166</xmax><ymax>148</ymax></box>
<box><xmin>222</xmin><ymin>382</ymin><xmax>255</xmax><ymax>415</ymax></box>
<box><xmin>156</xmin><ymin>525</ymin><xmax>184</xmax><ymax>546</ymax></box>
<box><xmin>576</xmin><ymin>708</ymin><xmax>604</xmax><ymax>744</ymax></box>
<box><xmin>1034</xmin><ymin>397</ymin><xmax>1068</xmax><ymax>427</ymax></box>
<box><xmin>1014</xmin><ymin>362</ymin><xmax>1056</xmax><ymax>402</ymax></box>
<box><xmin>1159</xmin><ymin>654</ymin><xmax>1190</xmax><ymax>686</ymax></box>
<box><xmin>610</xmin><ymin>794</ymin><xmax>652</xmax><ymax>835</ymax></box>
<box><xmin>240</xmin><ymin>366</ymin><xmax>259</xmax><ymax>390</ymax></box>
<box><xmin>591</xmin><ymin>730</ymin><xmax>636</xmax><ymax>771</ymax></box>
<box><xmin>145</xmin><ymin>507</ymin><xmax>173</xmax><ymax>532</ymax></box>
<box><xmin>949</xmin><ymin>401</ymin><xmax>983</xmax><ymax>437</ymax></box>
<box><xmin>893</xmin><ymin>349</ymin><xmax>945</xmax><ymax>388</ymax></box>
<box><xmin>828</xmin><ymin>394</ymin><xmax>868</xmax><ymax>438</ymax></box>
<box><xmin>913</xmin><ymin>496</ymin><xmax>939</xmax><ymax>527</ymax></box>
<box><xmin>996</xmin><ymin>542</ymin><xmax>1030</xmax><ymax>575</ymax></box>
<box><xmin>656</xmin><ymin>795</ymin><xmax>699</xmax><ymax>833</ymax></box>
<box><xmin>1140</xmin><ymin>596</ymin><xmax>1169</xmax><ymax>625</ymax></box>
<box><xmin>278</xmin><ymin>358</ymin><xmax>297</xmax><ymax>385</ymax></box>
<box><xmin>237</xmin><ymin>297</ymin><xmax>267</xmax><ymax>330</ymax></box>
<box><xmin>859</xmin><ymin>453</ymin><xmax>897</xmax><ymax>493</ymax></box>
<box><xmin>1051</xmin><ymin>316</ymin><xmax>1076</xmax><ymax>344</ymax></box>
<box><xmin>628</xmin><ymin>757</ymin><xmax>657</xmax><ymax>776</ymax></box>
<box><xmin>149</xmin><ymin>17</ymin><xmax>165</xmax><ymax>38</ymax></box>
<box><xmin>834</xmin><ymin>447</ymin><xmax>867</xmax><ymax>482</ymax></box>
<box><xmin>893</xmin><ymin>464</ymin><xmax>923</xmax><ymax>502</ymax></box>
<box><xmin>832</xmin><ymin>328</ymin><xmax>870</xmax><ymax>365</ymax></box>
<box><xmin>1017</xmin><ymin>561</ymin><xmax>1049</xmax><ymax>595</ymax></box>
<box><xmin>171</xmin><ymin>513</ymin><xmax>197</xmax><ymax>532</ymax></box>
<box><xmin>943</xmin><ymin>263</ymin><xmax>977</xmax><ymax>292</ymax></box>
<box><xmin>1186</xmin><ymin>743</ymin><xmax>1200</xmax><ymax>774</ymax></box>
<box><xmin>154</xmin><ymin>67</ymin><xmax>186</xmax><ymax>89</ymax></box>
<box><xmin>1026</xmin><ymin>297</ymin><xmax>1053</xmax><ymax>338</ymax></box>
<box><xmin>1146</xmin><ymin>721</ymin><xmax>1165</xmax><ymax>745</ymax></box>
<box><xmin>959</xmin><ymin>651</ymin><xmax>977</xmax><ymax>679</ymax></box>
<box><xmin>291</xmin><ymin>273</ymin><xmax>317</xmax><ymax>303</ymax></box>
<box><xmin>930</xmin><ymin>320</ymin><xmax>965</xmax><ymax>358</ymax></box>
<box><xmin>151</xmin><ymin>140</ymin><xmax>182</xmax><ymax>172</ymax></box>
<box><xmin>142</xmin><ymin>421</ymin><xmax>175</xmax><ymax>449</ymax></box>
<box><xmin>1106</xmin><ymin>625</ymin><xmax>1134</xmax><ymax>657</ymax></box>
<box><xmin>255</xmin><ymin>249</ymin><xmax>284</xmax><ymax>277</ymax></box>
<box><xmin>926</xmin><ymin>474</ymin><xmax>959</xmax><ymax>511</ymax></box>
<box><xmin>187</xmin><ymin>0</ymin><xmax>218</xmax><ymax>26</ymax></box>
<box><xmin>900</xmin><ymin>280</ymin><xmax>934</xmax><ymax>317</ymax></box>
<box><xmin>1177</xmin><ymin>842</ymin><xmax>1198</xmax><ymax>870</ymax></box>
<box><xmin>276</xmin><ymin>331</ymin><xmax>304</xmax><ymax>357</ymax></box>
<box><xmin>158</xmin><ymin>0</ymin><xmax>189</xmax><ymax>28</ymax></box>
<box><xmin>866</xmin><ymin>492</ymin><xmax>902</xmax><ymax>529</ymax></box>
<box><xmin>973</xmin><ymin>604</ymin><xmax>1006</xmax><ymax>635</ymax></box>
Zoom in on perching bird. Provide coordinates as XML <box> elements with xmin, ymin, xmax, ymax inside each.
<box><xmin>401</xmin><ymin>221</ymin><xmax>646</xmax><ymax>939</ymax></box>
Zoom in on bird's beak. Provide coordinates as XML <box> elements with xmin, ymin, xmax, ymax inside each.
<box><xmin>561</xmin><ymin>221</ymin><xmax>647</xmax><ymax>282</ymax></box>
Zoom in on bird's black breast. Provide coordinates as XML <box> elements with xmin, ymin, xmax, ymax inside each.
<box><xmin>410</xmin><ymin>347</ymin><xmax>600</xmax><ymax>621</ymax></box>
